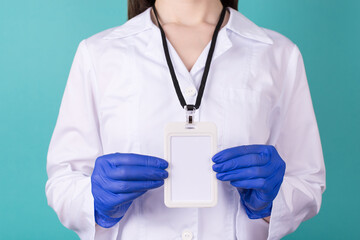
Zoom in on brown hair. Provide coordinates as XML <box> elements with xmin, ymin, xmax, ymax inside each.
<box><xmin>127</xmin><ymin>0</ymin><xmax>238</xmax><ymax>20</ymax></box>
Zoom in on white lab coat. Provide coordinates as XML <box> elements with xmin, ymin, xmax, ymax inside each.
<box><xmin>45</xmin><ymin>6</ymin><xmax>326</xmax><ymax>240</ymax></box>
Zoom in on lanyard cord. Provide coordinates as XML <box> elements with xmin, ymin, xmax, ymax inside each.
<box><xmin>152</xmin><ymin>4</ymin><xmax>226</xmax><ymax>111</ymax></box>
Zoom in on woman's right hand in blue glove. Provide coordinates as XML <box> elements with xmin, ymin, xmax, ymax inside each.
<box><xmin>91</xmin><ymin>152</ymin><xmax>169</xmax><ymax>228</ymax></box>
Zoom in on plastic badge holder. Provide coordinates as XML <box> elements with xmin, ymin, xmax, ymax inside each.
<box><xmin>164</xmin><ymin>121</ymin><xmax>218</xmax><ymax>208</ymax></box>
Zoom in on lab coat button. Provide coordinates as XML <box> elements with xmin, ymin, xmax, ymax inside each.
<box><xmin>185</xmin><ymin>87</ymin><xmax>197</xmax><ymax>97</ymax></box>
<box><xmin>182</xmin><ymin>230</ymin><xmax>193</xmax><ymax>240</ymax></box>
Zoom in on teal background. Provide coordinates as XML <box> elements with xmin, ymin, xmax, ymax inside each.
<box><xmin>0</xmin><ymin>0</ymin><xmax>359</xmax><ymax>239</ymax></box>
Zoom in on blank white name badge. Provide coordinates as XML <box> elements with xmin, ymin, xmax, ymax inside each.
<box><xmin>164</xmin><ymin>121</ymin><xmax>218</xmax><ymax>208</ymax></box>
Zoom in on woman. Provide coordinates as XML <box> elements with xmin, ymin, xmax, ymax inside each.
<box><xmin>45</xmin><ymin>0</ymin><xmax>326</xmax><ymax>239</ymax></box>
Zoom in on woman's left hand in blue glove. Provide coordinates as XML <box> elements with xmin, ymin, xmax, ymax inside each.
<box><xmin>212</xmin><ymin>145</ymin><xmax>286</xmax><ymax>219</ymax></box>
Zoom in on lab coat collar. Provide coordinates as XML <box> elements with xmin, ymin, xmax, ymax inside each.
<box><xmin>102</xmin><ymin>6</ymin><xmax>274</xmax><ymax>45</ymax></box>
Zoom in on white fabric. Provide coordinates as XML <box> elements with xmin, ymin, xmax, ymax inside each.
<box><xmin>45</xmin><ymin>6</ymin><xmax>326</xmax><ymax>240</ymax></box>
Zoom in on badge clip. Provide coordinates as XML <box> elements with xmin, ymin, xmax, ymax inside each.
<box><xmin>184</xmin><ymin>105</ymin><xmax>196</xmax><ymax>129</ymax></box>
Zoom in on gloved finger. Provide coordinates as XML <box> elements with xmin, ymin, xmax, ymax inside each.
<box><xmin>95</xmin><ymin>190</ymin><xmax>146</xmax><ymax>211</ymax></box>
<box><xmin>102</xmin><ymin>179</ymin><xmax>165</xmax><ymax>193</ymax></box>
<box><xmin>216</xmin><ymin>166</ymin><xmax>272</xmax><ymax>181</ymax></box>
<box><xmin>212</xmin><ymin>153</ymin><xmax>268</xmax><ymax>172</ymax></box>
<box><xmin>236</xmin><ymin>188</ymin><xmax>252</xmax><ymax>197</ymax></box>
<box><xmin>229</xmin><ymin>178</ymin><xmax>267</xmax><ymax>190</ymax></box>
<box><xmin>237</xmin><ymin>187</ymin><xmax>246</xmax><ymax>194</ymax></box>
<box><xmin>99</xmin><ymin>152</ymin><xmax>168</xmax><ymax>169</ymax></box>
<box><xmin>100</xmin><ymin>201</ymin><xmax>133</xmax><ymax>219</ymax></box>
<box><xmin>212</xmin><ymin>145</ymin><xmax>271</xmax><ymax>163</ymax></box>
<box><xmin>107</xmin><ymin>165</ymin><xmax>168</xmax><ymax>181</ymax></box>
<box><xmin>259</xmin><ymin>166</ymin><xmax>285</xmax><ymax>194</ymax></box>
<box><xmin>112</xmin><ymin>191</ymin><xmax>147</xmax><ymax>206</ymax></box>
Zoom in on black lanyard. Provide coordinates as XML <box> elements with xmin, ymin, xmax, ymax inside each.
<box><xmin>152</xmin><ymin>4</ymin><xmax>226</xmax><ymax>111</ymax></box>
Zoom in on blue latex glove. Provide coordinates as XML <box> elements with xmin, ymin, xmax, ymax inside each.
<box><xmin>212</xmin><ymin>145</ymin><xmax>286</xmax><ymax>219</ymax></box>
<box><xmin>91</xmin><ymin>153</ymin><xmax>168</xmax><ymax>228</ymax></box>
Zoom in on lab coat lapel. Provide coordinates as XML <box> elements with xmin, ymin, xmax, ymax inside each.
<box><xmin>102</xmin><ymin>6</ymin><xmax>274</xmax><ymax>45</ymax></box>
<box><xmin>102</xmin><ymin>6</ymin><xmax>274</xmax><ymax>85</ymax></box>
<box><xmin>144</xmin><ymin>27</ymin><xmax>192</xmax><ymax>85</ymax></box>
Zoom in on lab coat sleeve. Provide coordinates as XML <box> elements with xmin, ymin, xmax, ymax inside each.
<box><xmin>267</xmin><ymin>44</ymin><xmax>326</xmax><ymax>239</ymax></box>
<box><xmin>45</xmin><ymin>39</ymin><xmax>108</xmax><ymax>239</ymax></box>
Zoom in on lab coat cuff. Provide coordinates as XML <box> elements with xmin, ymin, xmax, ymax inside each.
<box><xmin>266</xmin><ymin>183</ymin><xmax>290</xmax><ymax>240</ymax></box>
